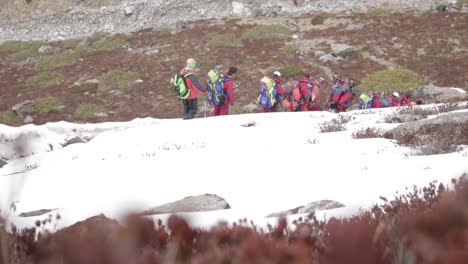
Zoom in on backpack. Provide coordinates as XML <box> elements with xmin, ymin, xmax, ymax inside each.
<box><xmin>257</xmin><ymin>77</ymin><xmax>277</xmax><ymax>109</ymax></box>
<box><xmin>358</xmin><ymin>93</ymin><xmax>374</xmax><ymax>109</ymax></box>
<box><xmin>206</xmin><ymin>69</ymin><xmax>226</xmax><ymax>106</ymax></box>
<box><xmin>170</xmin><ymin>72</ymin><xmax>192</xmax><ymax>99</ymax></box>
<box><xmin>282</xmin><ymin>81</ymin><xmax>301</xmax><ymax>111</ymax></box>
<box><xmin>381</xmin><ymin>97</ymin><xmax>392</xmax><ymax>107</ymax></box>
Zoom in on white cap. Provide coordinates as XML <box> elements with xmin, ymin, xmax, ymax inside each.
<box><xmin>392</xmin><ymin>92</ymin><xmax>400</xmax><ymax>97</ymax></box>
<box><xmin>319</xmin><ymin>77</ymin><xmax>324</xmax><ymax>81</ymax></box>
<box><xmin>273</xmin><ymin>71</ymin><xmax>281</xmax><ymax>77</ymax></box>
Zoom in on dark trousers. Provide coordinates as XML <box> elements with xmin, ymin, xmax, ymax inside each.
<box><xmin>182</xmin><ymin>98</ymin><xmax>198</xmax><ymax>119</ymax></box>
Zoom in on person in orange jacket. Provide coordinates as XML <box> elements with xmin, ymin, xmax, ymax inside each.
<box><xmin>180</xmin><ymin>58</ymin><xmax>207</xmax><ymax>120</ymax></box>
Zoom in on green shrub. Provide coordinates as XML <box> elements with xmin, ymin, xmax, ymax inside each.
<box><xmin>278</xmin><ymin>65</ymin><xmax>303</xmax><ymax>79</ymax></box>
<box><xmin>62</xmin><ymin>39</ymin><xmax>81</xmax><ymax>50</ymax></box>
<box><xmin>34</xmin><ymin>48</ymin><xmax>84</xmax><ymax>71</ymax></box>
<box><xmin>280</xmin><ymin>44</ymin><xmax>298</xmax><ymax>55</ymax></box>
<box><xmin>89</xmin><ymin>32</ymin><xmax>111</xmax><ymax>42</ymax></box>
<box><xmin>457</xmin><ymin>0</ymin><xmax>468</xmax><ymax>5</ymax></box>
<box><xmin>311</xmin><ymin>14</ymin><xmax>329</xmax><ymax>25</ymax></box>
<box><xmin>367</xmin><ymin>8</ymin><xmax>393</xmax><ymax>17</ymax></box>
<box><xmin>0</xmin><ymin>111</ymin><xmax>17</xmax><ymax>124</ymax></box>
<box><xmin>359</xmin><ymin>69</ymin><xmax>426</xmax><ymax>94</ymax></box>
<box><xmin>73</xmin><ymin>104</ymin><xmax>106</xmax><ymax>120</ymax></box>
<box><xmin>99</xmin><ymin>70</ymin><xmax>139</xmax><ymax>92</ymax></box>
<box><xmin>208</xmin><ymin>33</ymin><xmax>243</xmax><ymax>48</ymax></box>
<box><xmin>241</xmin><ymin>24</ymin><xmax>291</xmax><ymax>40</ymax></box>
<box><xmin>93</xmin><ymin>38</ymin><xmax>128</xmax><ymax>52</ymax></box>
<box><xmin>1</xmin><ymin>40</ymin><xmax>45</xmax><ymax>63</ymax></box>
<box><xmin>25</xmin><ymin>72</ymin><xmax>64</xmax><ymax>88</ymax></box>
<box><xmin>30</xmin><ymin>96</ymin><xmax>63</xmax><ymax>114</ymax></box>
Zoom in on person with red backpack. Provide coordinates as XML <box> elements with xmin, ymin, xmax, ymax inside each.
<box><xmin>371</xmin><ymin>92</ymin><xmax>382</xmax><ymax>108</ymax></box>
<box><xmin>180</xmin><ymin>58</ymin><xmax>208</xmax><ymax>120</ymax></box>
<box><xmin>400</xmin><ymin>94</ymin><xmax>410</xmax><ymax>106</ymax></box>
<box><xmin>272</xmin><ymin>71</ymin><xmax>286</xmax><ymax>111</ymax></box>
<box><xmin>213</xmin><ymin>66</ymin><xmax>238</xmax><ymax>116</ymax></box>
<box><xmin>328</xmin><ymin>76</ymin><xmax>345</xmax><ymax>111</ymax></box>
<box><xmin>298</xmin><ymin>73</ymin><xmax>311</xmax><ymax>111</ymax></box>
<box><xmin>308</xmin><ymin>77</ymin><xmax>324</xmax><ymax>111</ymax></box>
<box><xmin>390</xmin><ymin>92</ymin><xmax>401</xmax><ymax>107</ymax></box>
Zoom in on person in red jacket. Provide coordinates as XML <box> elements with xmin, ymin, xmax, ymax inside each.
<box><xmin>298</xmin><ymin>73</ymin><xmax>311</xmax><ymax>111</ymax></box>
<box><xmin>390</xmin><ymin>92</ymin><xmax>401</xmax><ymax>107</ymax></box>
<box><xmin>180</xmin><ymin>58</ymin><xmax>207</xmax><ymax>120</ymax></box>
<box><xmin>371</xmin><ymin>92</ymin><xmax>382</xmax><ymax>108</ymax></box>
<box><xmin>213</xmin><ymin>66</ymin><xmax>238</xmax><ymax>116</ymax></box>
<box><xmin>400</xmin><ymin>94</ymin><xmax>410</xmax><ymax>106</ymax></box>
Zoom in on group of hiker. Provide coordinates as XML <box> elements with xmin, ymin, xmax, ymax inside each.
<box><xmin>171</xmin><ymin>58</ymin><xmax>414</xmax><ymax>119</ymax></box>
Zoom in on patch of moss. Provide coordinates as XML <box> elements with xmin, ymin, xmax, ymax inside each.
<box><xmin>0</xmin><ymin>111</ymin><xmax>17</xmax><ymax>124</ymax></box>
<box><xmin>93</xmin><ymin>38</ymin><xmax>129</xmax><ymax>52</ymax></box>
<box><xmin>30</xmin><ymin>96</ymin><xmax>63</xmax><ymax>114</ymax></box>
<box><xmin>25</xmin><ymin>72</ymin><xmax>64</xmax><ymax>88</ymax></box>
<box><xmin>241</xmin><ymin>24</ymin><xmax>291</xmax><ymax>40</ymax></box>
<box><xmin>34</xmin><ymin>48</ymin><xmax>84</xmax><ymax>71</ymax></box>
<box><xmin>278</xmin><ymin>65</ymin><xmax>303</xmax><ymax>79</ymax></box>
<box><xmin>360</xmin><ymin>69</ymin><xmax>426</xmax><ymax>93</ymax></box>
<box><xmin>98</xmin><ymin>70</ymin><xmax>139</xmax><ymax>92</ymax></box>
<box><xmin>457</xmin><ymin>0</ymin><xmax>468</xmax><ymax>5</ymax></box>
<box><xmin>208</xmin><ymin>33</ymin><xmax>243</xmax><ymax>48</ymax></box>
<box><xmin>73</xmin><ymin>104</ymin><xmax>106</xmax><ymax>120</ymax></box>
<box><xmin>62</xmin><ymin>39</ymin><xmax>81</xmax><ymax>50</ymax></box>
<box><xmin>0</xmin><ymin>40</ymin><xmax>46</xmax><ymax>63</ymax></box>
<box><xmin>311</xmin><ymin>14</ymin><xmax>330</xmax><ymax>25</ymax></box>
<box><xmin>367</xmin><ymin>8</ymin><xmax>393</xmax><ymax>17</ymax></box>
<box><xmin>280</xmin><ymin>44</ymin><xmax>298</xmax><ymax>55</ymax></box>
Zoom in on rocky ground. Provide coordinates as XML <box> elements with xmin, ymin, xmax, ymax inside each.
<box><xmin>0</xmin><ymin>2</ymin><xmax>467</xmax><ymax>126</ymax></box>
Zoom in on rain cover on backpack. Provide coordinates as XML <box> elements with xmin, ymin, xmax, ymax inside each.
<box><xmin>170</xmin><ymin>73</ymin><xmax>191</xmax><ymax>99</ymax></box>
<box><xmin>359</xmin><ymin>93</ymin><xmax>374</xmax><ymax>109</ymax></box>
<box><xmin>206</xmin><ymin>69</ymin><xmax>225</xmax><ymax>105</ymax></box>
<box><xmin>381</xmin><ymin>96</ymin><xmax>392</xmax><ymax>107</ymax></box>
<box><xmin>257</xmin><ymin>77</ymin><xmax>277</xmax><ymax>109</ymax></box>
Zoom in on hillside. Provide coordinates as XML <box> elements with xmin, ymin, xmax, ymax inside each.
<box><xmin>0</xmin><ymin>6</ymin><xmax>467</xmax><ymax>126</ymax></box>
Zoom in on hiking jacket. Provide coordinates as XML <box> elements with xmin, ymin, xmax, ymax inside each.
<box><xmin>223</xmin><ymin>73</ymin><xmax>234</xmax><ymax>105</ymax></box>
<box><xmin>400</xmin><ymin>95</ymin><xmax>409</xmax><ymax>106</ymax></box>
<box><xmin>372</xmin><ymin>93</ymin><xmax>382</xmax><ymax>108</ymax></box>
<box><xmin>337</xmin><ymin>91</ymin><xmax>354</xmax><ymax>112</ymax></box>
<box><xmin>272</xmin><ymin>77</ymin><xmax>286</xmax><ymax>99</ymax></box>
<box><xmin>391</xmin><ymin>96</ymin><xmax>401</xmax><ymax>107</ymax></box>
<box><xmin>180</xmin><ymin>68</ymin><xmax>207</xmax><ymax>100</ymax></box>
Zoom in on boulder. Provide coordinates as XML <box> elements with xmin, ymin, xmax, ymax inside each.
<box><xmin>124</xmin><ymin>7</ymin><xmax>133</xmax><ymax>16</ymax></box>
<box><xmin>319</xmin><ymin>53</ymin><xmax>344</xmax><ymax>63</ymax></box>
<box><xmin>38</xmin><ymin>45</ymin><xmax>57</xmax><ymax>54</ymax></box>
<box><xmin>267</xmin><ymin>200</ymin><xmax>345</xmax><ymax>217</ymax></box>
<box><xmin>71</xmin><ymin>79</ymin><xmax>99</xmax><ymax>93</ymax></box>
<box><xmin>389</xmin><ymin>111</ymin><xmax>468</xmax><ymax>138</ymax></box>
<box><xmin>243</xmin><ymin>103</ymin><xmax>259</xmax><ymax>112</ymax></box>
<box><xmin>232</xmin><ymin>1</ymin><xmax>252</xmax><ymax>16</ymax></box>
<box><xmin>61</xmin><ymin>136</ymin><xmax>87</xmax><ymax>148</ymax></box>
<box><xmin>343</xmin><ymin>23</ymin><xmax>365</xmax><ymax>31</ymax></box>
<box><xmin>12</xmin><ymin>100</ymin><xmax>35</xmax><ymax>117</ymax></box>
<box><xmin>330</xmin><ymin>43</ymin><xmax>357</xmax><ymax>58</ymax></box>
<box><xmin>141</xmin><ymin>194</ymin><xmax>230</xmax><ymax>215</ymax></box>
<box><xmin>24</xmin><ymin>116</ymin><xmax>34</xmax><ymax>124</ymax></box>
<box><xmin>411</xmin><ymin>85</ymin><xmax>467</xmax><ymax>101</ymax></box>
<box><xmin>0</xmin><ymin>159</ymin><xmax>6</xmax><ymax>168</ymax></box>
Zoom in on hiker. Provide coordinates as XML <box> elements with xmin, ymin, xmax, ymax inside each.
<box><xmin>391</xmin><ymin>92</ymin><xmax>401</xmax><ymax>107</ymax></box>
<box><xmin>400</xmin><ymin>94</ymin><xmax>410</xmax><ymax>106</ymax></box>
<box><xmin>213</xmin><ymin>66</ymin><xmax>238</xmax><ymax>116</ymax></box>
<box><xmin>335</xmin><ymin>89</ymin><xmax>355</xmax><ymax>112</ymax></box>
<box><xmin>258</xmin><ymin>71</ymin><xmax>282</xmax><ymax>113</ymax></box>
<box><xmin>309</xmin><ymin>77</ymin><xmax>324</xmax><ymax>110</ymax></box>
<box><xmin>328</xmin><ymin>76</ymin><xmax>345</xmax><ymax>111</ymax></box>
<box><xmin>298</xmin><ymin>73</ymin><xmax>312</xmax><ymax>111</ymax></box>
<box><xmin>180</xmin><ymin>58</ymin><xmax>207</xmax><ymax>120</ymax></box>
<box><xmin>282</xmin><ymin>80</ymin><xmax>301</xmax><ymax>111</ymax></box>
<box><xmin>272</xmin><ymin>71</ymin><xmax>286</xmax><ymax>111</ymax></box>
<box><xmin>371</xmin><ymin>92</ymin><xmax>382</xmax><ymax>108</ymax></box>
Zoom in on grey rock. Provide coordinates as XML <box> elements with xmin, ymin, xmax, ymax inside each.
<box><xmin>387</xmin><ymin>114</ymin><xmax>426</xmax><ymax>123</ymax></box>
<box><xmin>71</xmin><ymin>79</ymin><xmax>99</xmax><ymax>93</ymax></box>
<box><xmin>319</xmin><ymin>53</ymin><xmax>344</xmax><ymax>63</ymax></box>
<box><xmin>61</xmin><ymin>136</ymin><xmax>87</xmax><ymax>148</ymax></box>
<box><xmin>12</xmin><ymin>100</ymin><xmax>35</xmax><ymax>117</ymax></box>
<box><xmin>267</xmin><ymin>200</ymin><xmax>345</xmax><ymax>217</ymax></box>
<box><xmin>0</xmin><ymin>159</ymin><xmax>6</xmax><ymax>168</ymax></box>
<box><xmin>141</xmin><ymin>194</ymin><xmax>230</xmax><ymax>215</ymax></box>
<box><xmin>343</xmin><ymin>23</ymin><xmax>365</xmax><ymax>31</ymax></box>
<box><xmin>24</xmin><ymin>116</ymin><xmax>34</xmax><ymax>124</ymax></box>
<box><xmin>314</xmin><ymin>50</ymin><xmax>326</xmax><ymax>57</ymax></box>
<box><xmin>243</xmin><ymin>103</ymin><xmax>259</xmax><ymax>112</ymax></box>
<box><xmin>124</xmin><ymin>7</ymin><xmax>133</xmax><ymax>16</ymax></box>
<box><xmin>19</xmin><ymin>209</ymin><xmax>55</xmax><ymax>217</ymax></box>
<box><xmin>94</xmin><ymin>112</ymin><xmax>109</xmax><ymax>118</ymax></box>
<box><xmin>390</xmin><ymin>112</ymin><xmax>468</xmax><ymax>138</ymax></box>
<box><xmin>38</xmin><ymin>45</ymin><xmax>57</xmax><ymax>54</ymax></box>
<box><xmin>330</xmin><ymin>43</ymin><xmax>357</xmax><ymax>58</ymax></box>
<box><xmin>410</xmin><ymin>85</ymin><xmax>467</xmax><ymax>101</ymax></box>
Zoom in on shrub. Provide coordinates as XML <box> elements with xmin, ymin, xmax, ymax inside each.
<box><xmin>25</xmin><ymin>72</ymin><xmax>64</xmax><ymax>88</ymax></box>
<box><xmin>208</xmin><ymin>33</ymin><xmax>243</xmax><ymax>48</ymax></box>
<box><xmin>241</xmin><ymin>24</ymin><xmax>291</xmax><ymax>40</ymax></box>
<box><xmin>0</xmin><ymin>111</ymin><xmax>17</xmax><ymax>124</ymax></box>
<box><xmin>98</xmin><ymin>70</ymin><xmax>139</xmax><ymax>92</ymax></box>
<box><xmin>73</xmin><ymin>104</ymin><xmax>106</xmax><ymax>120</ymax></box>
<box><xmin>278</xmin><ymin>65</ymin><xmax>303</xmax><ymax>79</ymax></box>
<box><xmin>311</xmin><ymin>14</ymin><xmax>329</xmax><ymax>25</ymax></box>
<box><xmin>396</xmin><ymin>122</ymin><xmax>468</xmax><ymax>155</ymax></box>
<box><xmin>62</xmin><ymin>39</ymin><xmax>81</xmax><ymax>50</ymax></box>
<box><xmin>352</xmin><ymin>127</ymin><xmax>385</xmax><ymax>139</ymax></box>
<box><xmin>30</xmin><ymin>97</ymin><xmax>63</xmax><ymax>114</ymax></box>
<box><xmin>279</xmin><ymin>44</ymin><xmax>297</xmax><ymax>56</ymax></box>
<box><xmin>359</xmin><ymin>69</ymin><xmax>426</xmax><ymax>94</ymax></box>
<box><xmin>319</xmin><ymin>115</ymin><xmax>350</xmax><ymax>132</ymax></box>
<box><xmin>366</xmin><ymin>8</ymin><xmax>393</xmax><ymax>17</ymax></box>
<box><xmin>0</xmin><ymin>40</ymin><xmax>45</xmax><ymax>63</ymax></box>
<box><xmin>92</xmin><ymin>38</ymin><xmax>129</xmax><ymax>52</ymax></box>
<box><xmin>34</xmin><ymin>49</ymin><xmax>84</xmax><ymax>71</ymax></box>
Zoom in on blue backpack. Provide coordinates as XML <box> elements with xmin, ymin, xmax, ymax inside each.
<box><xmin>358</xmin><ymin>93</ymin><xmax>373</xmax><ymax>109</ymax></box>
<box><xmin>206</xmin><ymin>69</ymin><xmax>226</xmax><ymax>105</ymax></box>
<box><xmin>257</xmin><ymin>77</ymin><xmax>277</xmax><ymax>109</ymax></box>
<box><xmin>381</xmin><ymin>97</ymin><xmax>392</xmax><ymax>107</ymax></box>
